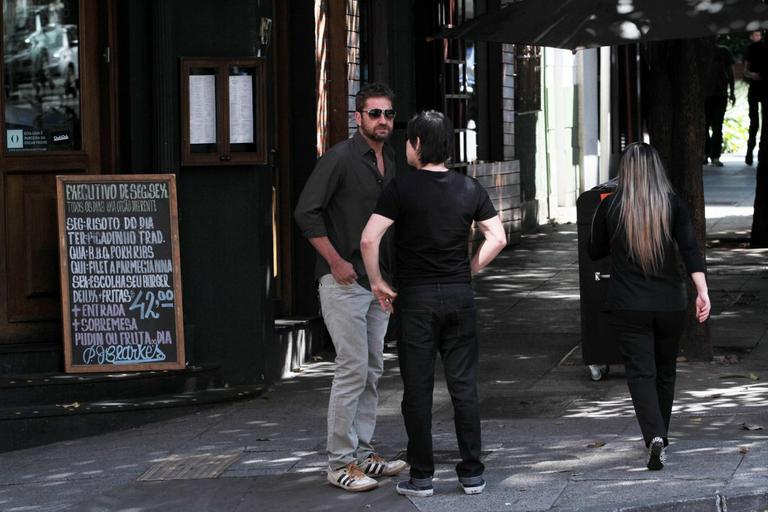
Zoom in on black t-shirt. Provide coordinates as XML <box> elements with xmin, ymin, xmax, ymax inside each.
<box><xmin>706</xmin><ymin>45</ymin><xmax>733</xmax><ymax>97</ymax></box>
<box><xmin>374</xmin><ymin>168</ymin><xmax>497</xmax><ymax>287</ymax></box>
<box><xmin>746</xmin><ymin>41</ymin><xmax>768</xmax><ymax>96</ymax></box>
<box><xmin>587</xmin><ymin>193</ymin><xmax>705</xmax><ymax>311</ymax></box>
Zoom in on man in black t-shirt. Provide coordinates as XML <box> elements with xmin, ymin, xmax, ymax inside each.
<box><xmin>704</xmin><ymin>44</ymin><xmax>735</xmax><ymax>167</ymax></box>
<box><xmin>360</xmin><ymin>111</ymin><xmax>506</xmax><ymax>497</ymax></box>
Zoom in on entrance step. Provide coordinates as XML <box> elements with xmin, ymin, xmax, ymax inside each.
<box><xmin>1</xmin><ymin>384</ymin><xmax>263</xmax><ymax>453</ymax></box>
<box><xmin>271</xmin><ymin>316</ymin><xmax>327</xmax><ymax>381</ymax></box>
<box><xmin>0</xmin><ymin>365</ymin><xmax>221</xmax><ymax>407</ymax></box>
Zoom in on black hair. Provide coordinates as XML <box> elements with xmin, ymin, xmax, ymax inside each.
<box><xmin>406</xmin><ymin>110</ymin><xmax>453</xmax><ymax>165</ymax></box>
<box><xmin>355</xmin><ymin>83</ymin><xmax>395</xmax><ymax>112</ymax></box>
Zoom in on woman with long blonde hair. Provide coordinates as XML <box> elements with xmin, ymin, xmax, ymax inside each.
<box><xmin>588</xmin><ymin>142</ymin><xmax>710</xmax><ymax>470</ymax></box>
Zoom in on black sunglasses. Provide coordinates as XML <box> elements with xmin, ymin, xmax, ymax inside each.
<box><xmin>359</xmin><ymin>108</ymin><xmax>396</xmax><ymax>120</ymax></box>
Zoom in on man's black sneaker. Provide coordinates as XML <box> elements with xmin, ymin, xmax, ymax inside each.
<box><xmin>647</xmin><ymin>437</ymin><xmax>665</xmax><ymax>471</ymax></box>
<box><xmin>460</xmin><ymin>478</ymin><xmax>486</xmax><ymax>495</ymax></box>
<box><xmin>395</xmin><ymin>479</ymin><xmax>433</xmax><ymax>497</ymax></box>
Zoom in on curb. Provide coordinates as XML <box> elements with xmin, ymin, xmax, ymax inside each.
<box><xmin>619</xmin><ymin>491</ymin><xmax>768</xmax><ymax>512</ymax></box>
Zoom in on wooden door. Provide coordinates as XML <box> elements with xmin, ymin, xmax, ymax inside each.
<box><xmin>0</xmin><ymin>0</ymin><xmax>116</xmax><ymax>344</ymax></box>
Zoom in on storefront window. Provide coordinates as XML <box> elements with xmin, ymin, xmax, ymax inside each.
<box><xmin>462</xmin><ymin>42</ymin><xmax>478</xmax><ymax>163</ymax></box>
<box><xmin>514</xmin><ymin>45</ymin><xmax>541</xmax><ymax>113</ymax></box>
<box><xmin>441</xmin><ymin>0</ymin><xmax>478</xmax><ymax>167</ymax></box>
<box><xmin>3</xmin><ymin>0</ymin><xmax>81</xmax><ymax>153</ymax></box>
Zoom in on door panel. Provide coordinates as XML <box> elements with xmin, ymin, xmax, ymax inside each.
<box><xmin>0</xmin><ymin>0</ymin><xmax>113</xmax><ymax>344</ymax></box>
<box><xmin>5</xmin><ymin>173</ymin><xmax>60</xmax><ymax>321</ymax></box>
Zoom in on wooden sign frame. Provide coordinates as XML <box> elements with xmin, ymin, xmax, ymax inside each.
<box><xmin>56</xmin><ymin>174</ymin><xmax>185</xmax><ymax>373</ymax></box>
<box><xmin>180</xmin><ymin>57</ymin><xmax>268</xmax><ymax>166</ymax></box>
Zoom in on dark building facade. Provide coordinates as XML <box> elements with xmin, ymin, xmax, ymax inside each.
<box><xmin>1</xmin><ymin>0</ymin><xmax>284</xmax><ymax>450</ymax></box>
<box><xmin>5</xmin><ymin>0</ymin><xmax>635</xmax><ymax>450</ymax></box>
<box><xmin>2</xmin><ymin>0</ymin><xmax>278</xmax><ymax>379</ymax></box>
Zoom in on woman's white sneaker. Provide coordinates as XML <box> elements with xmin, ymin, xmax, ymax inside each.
<box><xmin>327</xmin><ymin>463</ymin><xmax>379</xmax><ymax>492</ymax></box>
<box><xmin>647</xmin><ymin>437</ymin><xmax>665</xmax><ymax>471</ymax></box>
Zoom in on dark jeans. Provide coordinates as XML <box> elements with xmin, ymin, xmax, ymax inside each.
<box><xmin>397</xmin><ymin>282</ymin><xmax>484</xmax><ymax>482</ymax></box>
<box><xmin>748</xmin><ymin>87</ymin><xmax>761</xmax><ymax>156</ymax></box>
<box><xmin>705</xmin><ymin>95</ymin><xmax>727</xmax><ymax>160</ymax></box>
<box><xmin>607</xmin><ymin>309</ymin><xmax>686</xmax><ymax>447</ymax></box>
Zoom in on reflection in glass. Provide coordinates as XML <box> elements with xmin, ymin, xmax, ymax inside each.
<box><xmin>3</xmin><ymin>0</ymin><xmax>81</xmax><ymax>152</ymax></box>
<box><xmin>463</xmin><ymin>43</ymin><xmax>477</xmax><ymax>164</ymax></box>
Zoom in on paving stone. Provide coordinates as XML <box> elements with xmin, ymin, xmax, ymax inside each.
<box><xmin>3</xmin><ymin>161</ymin><xmax>768</xmax><ymax>512</ymax></box>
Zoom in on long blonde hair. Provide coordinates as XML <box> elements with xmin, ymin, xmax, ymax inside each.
<box><xmin>612</xmin><ymin>143</ymin><xmax>674</xmax><ymax>275</ymax></box>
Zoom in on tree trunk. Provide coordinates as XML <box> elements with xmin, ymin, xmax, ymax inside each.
<box><xmin>645</xmin><ymin>39</ymin><xmax>712</xmax><ymax>361</ymax></box>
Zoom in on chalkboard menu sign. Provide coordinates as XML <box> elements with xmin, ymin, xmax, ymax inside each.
<box><xmin>56</xmin><ymin>175</ymin><xmax>185</xmax><ymax>373</ymax></box>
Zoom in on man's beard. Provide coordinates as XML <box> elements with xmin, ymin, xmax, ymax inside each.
<box><xmin>362</xmin><ymin>124</ymin><xmax>391</xmax><ymax>142</ymax></box>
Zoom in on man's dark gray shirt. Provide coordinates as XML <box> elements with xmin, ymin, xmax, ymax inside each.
<box><xmin>294</xmin><ymin>131</ymin><xmax>395</xmax><ymax>289</ymax></box>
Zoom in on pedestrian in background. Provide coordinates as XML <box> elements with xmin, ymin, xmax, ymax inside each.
<box><xmin>294</xmin><ymin>83</ymin><xmax>407</xmax><ymax>492</ymax></box>
<box><xmin>361</xmin><ymin>110</ymin><xmax>506</xmax><ymax>497</ymax></box>
<box><xmin>704</xmin><ymin>43</ymin><xmax>735</xmax><ymax>167</ymax></box>
<box><xmin>588</xmin><ymin>143</ymin><xmax>711</xmax><ymax>470</ymax></box>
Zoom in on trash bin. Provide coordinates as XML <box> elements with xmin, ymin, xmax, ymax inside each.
<box><xmin>576</xmin><ymin>179</ymin><xmax>623</xmax><ymax>380</ymax></box>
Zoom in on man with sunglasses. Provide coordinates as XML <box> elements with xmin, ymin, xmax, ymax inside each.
<box><xmin>295</xmin><ymin>82</ymin><xmax>406</xmax><ymax>492</ymax></box>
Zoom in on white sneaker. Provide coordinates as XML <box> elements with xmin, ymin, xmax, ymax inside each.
<box><xmin>358</xmin><ymin>453</ymin><xmax>408</xmax><ymax>477</ymax></box>
<box><xmin>327</xmin><ymin>463</ymin><xmax>378</xmax><ymax>492</ymax></box>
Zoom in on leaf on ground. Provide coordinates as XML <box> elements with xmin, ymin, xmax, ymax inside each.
<box><xmin>312</xmin><ymin>356</ymin><xmax>324</xmax><ymax>362</ymax></box>
<box><xmin>739</xmin><ymin>446</ymin><xmax>750</xmax><ymax>454</ymax></box>
<box><xmin>749</xmin><ymin>373</ymin><xmax>760</xmax><ymax>381</ymax></box>
<box><xmin>587</xmin><ymin>441</ymin><xmax>606</xmax><ymax>448</ymax></box>
<box><xmin>740</xmin><ymin>423</ymin><xmax>764</xmax><ymax>431</ymax></box>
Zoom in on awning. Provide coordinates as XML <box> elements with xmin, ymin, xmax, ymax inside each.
<box><xmin>440</xmin><ymin>0</ymin><xmax>768</xmax><ymax>50</ymax></box>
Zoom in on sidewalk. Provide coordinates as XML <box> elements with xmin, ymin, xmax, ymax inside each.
<box><xmin>1</xmin><ymin>157</ymin><xmax>767</xmax><ymax>512</ymax></box>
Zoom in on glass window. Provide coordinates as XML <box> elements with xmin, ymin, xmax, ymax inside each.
<box><xmin>188</xmin><ymin>67</ymin><xmax>217</xmax><ymax>154</ymax></box>
<box><xmin>514</xmin><ymin>45</ymin><xmax>542</xmax><ymax>113</ymax></box>
<box><xmin>440</xmin><ymin>2</ymin><xmax>479</xmax><ymax>167</ymax></box>
<box><xmin>3</xmin><ymin>0</ymin><xmax>81</xmax><ymax>153</ymax></box>
<box><xmin>229</xmin><ymin>64</ymin><xmax>258</xmax><ymax>154</ymax></box>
